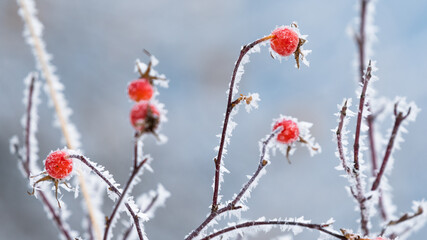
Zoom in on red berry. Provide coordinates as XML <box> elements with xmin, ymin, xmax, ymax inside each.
<box><xmin>270</xmin><ymin>27</ymin><xmax>299</xmax><ymax>57</ymax></box>
<box><xmin>45</xmin><ymin>150</ymin><xmax>73</xmax><ymax>179</ymax></box>
<box><xmin>130</xmin><ymin>102</ymin><xmax>160</xmax><ymax>132</ymax></box>
<box><xmin>273</xmin><ymin>119</ymin><xmax>300</xmax><ymax>144</ymax></box>
<box><xmin>128</xmin><ymin>78</ymin><xmax>154</xmax><ymax>102</ymax></box>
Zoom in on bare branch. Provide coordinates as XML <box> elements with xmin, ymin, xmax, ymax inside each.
<box><xmin>371</xmin><ymin>103</ymin><xmax>412</xmax><ymax>192</ymax></box>
<box><xmin>69</xmin><ymin>155</ymin><xmax>145</xmax><ymax>240</ymax></box>
<box><xmin>380</xmin><ymin>206</ymin><xmax>423</xmax><ymax>236</ymax></box>
<box><xmin>352</xmin><ymin>60</ymin><xmax>372</xmax><ymax>236</ymax></box>
<box><xmin>186</xmin><ymin>129</ymin><xmax>280</xmax><ymax>240</ymax></box>
<box><xmin>336</xmin><ymin>99</ymin><xmax>352</xmax><ymax>176</ymax></box>
<box><xmin>200</xmin><ymin>220</ymin><xmax>346</xmax><ymax>240</ymax></box>
<box><xmin>211</xmin><ymin>35</ymin><xmax>274</xmax><ymax>211</ymax></box>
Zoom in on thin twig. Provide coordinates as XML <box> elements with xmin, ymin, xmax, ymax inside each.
<box><xmin>336</xmin><ymin>99</ymin><xmax>352</xmax><ymax>176</ymax></box>
<box><xmin>366</xmin><ymin>110</ymin><xmax>388</xmax><ymax>221</ymax></box>
<box><xmin>24</xmin><ymin>73</ymin><xmax>36</xmax><ymax>177</ymax></box>
<box><xmin>380</xmin><ymin>206</ymin><xmax>423</xmax><ymax>236</ymax></box>
<box><xmin>17</xmin><ymin>73</ymin><xmax>73</xmax><ymax>240</ymax></box>
<box><xmin>122</xmin><ymin>193</ymin><xmax>160</xmax><ymax>240</ymax></box>
<box><xmin>186</xmin><ymin>130</ymin><xmax>279</xmax><ymax>240</ymax></box>
<box><xmin>103</xmin><ymin>138</ymin><xmax>148</xmax><ymax>240</ymax></box>
<box><xmin>17</xmin><ymin>0</ymin><xmax>101</xmax><ymax>238</ymax></box>
<box><xmin>371</xmin><ymin>103</ymin><xmax>411</xmax><ymax>192</ymax></box>
<box><xmin>200</xmin><ymin>220</ymin><xmax>346</xmax><ymax>240</ymax></box>
<box><xmin>352</xmin><ymin>61</ymin><xmax>372</xmax><ymax>236</ymax></box>
<box><xmin>211</xmin><ymin>35</ymin><xmax>274</xmax><ymax>212</ymax></box>
<box><xmin>69</xmin><ymin>155</ymin><xmax>145</xmax><ymax>240</ymax></box>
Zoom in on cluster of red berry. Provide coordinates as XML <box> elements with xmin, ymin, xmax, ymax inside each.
<box><xmin>128</xmin><ymin>60</ymin><xmax>161</xmax><ymax>134</ymax></box>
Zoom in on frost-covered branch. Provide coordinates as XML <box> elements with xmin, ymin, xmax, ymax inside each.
<box><xmin>103</xmin><ymin>138</ymin><xmax>148</xmax><ymax>240</ymax></box>
<box><xmin>352</xmin><ymin>61</ymin><xmax>372</xmax><ymax>236</ymax></box>
<box><xmin>200</xmin><ymin>220</ymin><xmax>346</xmax><ymax>240</ymax></box>
<box><xmin>370</xmin><ymin>103</ymin><xmax>411</xmax><ymax>192</ymax></box>
<box><xmin>336</xmin><ymin>99</ymin><xmax>352</xmax><ymax>176</ymax></box>
<box><xmin>230</xmin><ymin>129</ymin><xmax>278</xmax><ymax>206</ymax></box>
<box><xmin>11</xmin><ymin>73</ymin><xmax>73</xmax><ymax>240</ymax></box>
<box><xmin>69</xmin><ymin>154</ymin><xmax>146</xmax><ymax>240</ymax></box>
<box><xmin>17</xmin><ymin>0</ymin><xmax>101</xmax><ymax>237</ymax></box>
<box><xmin>186</xmin><ymin>129</ymin><xmax>279</xmax><ymax>240</ymax></box>
<box><xmin>212</xmin><ymin>35</ymin><xmax>274</xmax><ymax>212</ymax></box>
<box><xmin>380</xmin><ymin>205</ymin><xmax>423</xmax><ymax>236</ymax></box>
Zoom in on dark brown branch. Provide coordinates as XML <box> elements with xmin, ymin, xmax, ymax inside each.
<box><xmin>24</xmin><ymin>73</ymin><xmax>36</xmax><ymax>177</ymax></box>
<box><xmin>357</xmin><ymin>0</ymin><xmax>369</xmax><ymax>84</ymax></box>
<box><xmin>371</xmin><ymin>103</ymin><xmax>411</xmax><ymax>192</ymax></box>
<box><xmin>352</xmin><ymin>61</ymin><xmax>372</xmax><ymax>236</ymax></box>
<box><xmin>39</xmin><ymin>192</ymin><xmax>73</xmax><ymax>240</ymax></box>
<box><xmin>211</xmin><ymin>35</ymin><xmax>273</xmax><ymax>212</ymax></box>
<box><xmin>69</xmin><ymin>154</ymin><xmax>145</xmax><ymax>240</ymax></box>
<box><xmin>336</xmin><ymin>99</ymin><xmax>352</xmax><ymax>176</ymax></box>
<box><xmin>380</xmin><ymin>206</ymin><xmax>423</xmax><ymax>236</ymax></box>
<box><xmin>122</xmin><ymin>192</ymin><xmax>160</xmax><ymax>240</ymax></box>
<box><xmin>17</xmin><ymin>73</ymin><xmax>73</xmax><ymax>240</ymax></box>
<box><xmin>367</xmin><ymin>107</ymin><xmax>389</xmax><ymax>221</ymax></box>
<box><xmin>186</xmin><ymin>130</ymin><xmax>279</xmax><ymax>240</ymax></box>
<box><xmin>103</xmin><ymin>137</ymin><xmax>148</xmax><ymax>240</ymax></box>
<box><xmin>200</xmin><ymin>220</ymin><xmax>346</xmax><ymax>240</ymax></box>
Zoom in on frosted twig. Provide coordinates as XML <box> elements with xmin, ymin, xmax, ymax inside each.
<box><xmin>371</xmin><ymin>103</ymin><xmax>411</xmax><ymax>192</ymax></box>
<box><xmin>23</xmin><ymin>74</ymin><xmax>36</xmax><ymax>176</ymax></box>
<box><xmin>353</xmin><ymin>61</ymin><xmax>372</xmax><ymax>236</ymax></box>
<box><xmin>103</xmin><ymin>136</ymin><xmax>148</xmax><ymax>240</ymax></box>
<box><xmin>122</xmin><ymin>193</ymin><xmax>159</xmax><ymax>240</ymax></box>
<box><xmin>230</xmin><ymin>129</ymin><xmax>278</xmax><ymax>206</ymax></box>
<box><xmin>186</xmin><ymin>129</ymin><xmax>279</xmax><ymax>240</ymax></box>
<box><xmin>380</xmin><ymin>206</ymin><xmax>423</xmax><ymax>236</ymax></box>
<box><xmin>336</xmin><ymin>99</ymin><xmax>352</xmax><ymax>176</ymax></box>
<box><xmin>211</xmin><ymin>35</ymin><xmax>274</xmax><ymax>212</ymax></box>
<box><xmin>366</xmin><ymin>108</ymin><xmax>389</xmax><ymax>220</ymax></box>
<box><xmin>17</xmin><ymin>0</ymin><xmax>101</xmax><ymax>237</ymax></box>
<box><xmin>200</xmin><ymin>220</ymin><xmax>346</xmax><ymax>240</ymax></box>
<box><xmin>13</xmin><ymin>73</ymin><xmax>73</xmax><ymax>240</ymax></box>
<box><xmin>355</xmin><ymin>0</ymin><xmax>370</xmax><ymax>84</ymax></box>
<box><xmin>69</xmin><ymin>155</ymin><xmax>145</xmax><ymax>240</ymax></box>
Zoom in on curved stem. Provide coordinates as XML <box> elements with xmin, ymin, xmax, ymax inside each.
<box><xmin>70</xmin><ymin>155</ymin><xmax>145</xmax><ymax>240</ymax></box>
<box><xmin>186</xmin><ymin>129</ymin><xmax>278</xmax><ymax>240</ymax></box>
<box><xmin>371</xmin><ymin>104</ymin><xmax>411</xmax><ymax>192</ymax></box>
<box><xmin>352</xmin><ymin>61</ymin><xmax>372</xmax><ymax>236</ymax></box>
<box><xmin>17</xmin><ymin>0</ymin><xmax>101</xmax><ymax>238</ymax></box>
<box><xmin>200</xmin><ymin>220</ymin><xmax>346</xmax><ymax>240</ymax></box>
<box><xmin>211</xmin><ymin>35</ymin><xmax>273</xmax><ymax>211</ymax></box>
<box><xmin>103</xmin><ymin>138</ymin><xmax>147</xmax><ymax>240</ymax></box>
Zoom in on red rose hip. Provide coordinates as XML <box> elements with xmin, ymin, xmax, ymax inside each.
<box><xmin>45</xmin><ymin>150</ymin><xmax>73</xmax><ymax>179</ymax></box>
<box><xmin>273</xmin><ymin>119</ymin><xmax>300</xmax><ymax>144</ymax></box>
<box><xmin>130</xmin><ymin>102</ymin><xmax>160</xmax><ymax>132</ymax></box>
<box><xmin>128</xmin><ymin>78</ymin><xmax>154</xmax><ymax>102</ymax></box>
<box><xmin>270</xmin><ymin>27</ymin><xmax>299</xmax><ymax>57</ymax></box>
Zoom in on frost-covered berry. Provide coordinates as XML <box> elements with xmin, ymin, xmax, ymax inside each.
<box><xmin>270</xmin><ymin>27</ymin><xmax>299</xmax><ymax>57</ymax></box>
<box><xmin>45</xmin><ymin>150</ymin><xmax>73</xmax><ymax>179</ymax></box>
<box><xmin>273</xmin><ymin>119</ymin><xmax>300</xmax><ymax>144</ymax></box>
<box><xmin>130</xmin><ymin>102</ymin><xmax>160</xmax><ymax>132</ymax></box>
<box><xmin>128</xmin><ymin>78</ymin><xmax>154</xmax><ymax>102</ymax></box>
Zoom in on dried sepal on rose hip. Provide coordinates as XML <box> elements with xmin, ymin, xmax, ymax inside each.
<box><xmin>28</xmin><ymin>150</ymin><xmax>74</xmax><ymax>208</ymax></box>
<box><xmin>271</xmin><ymin>115</ymin><xmax>320</xmax><ymax>163</ymax></box>
<box><xmin>130</xmin><ymin>101</ymin><xmax>160</xmax><ymax>135</ymax></box>
<box><xmin>128</xmin><ymin>50</ymin><xmax>168</xmax><ymax>102</ymax></box>
<box><xmin>269</xmin><ymin>23</ymin><xmax>309</xmax><ymax>68</ymax></box>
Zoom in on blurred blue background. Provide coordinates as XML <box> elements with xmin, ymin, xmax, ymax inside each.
<box><xmin>1</xmin><ymin>0</ymin><xmax>427</xmax><ymax>239</ymax></box>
